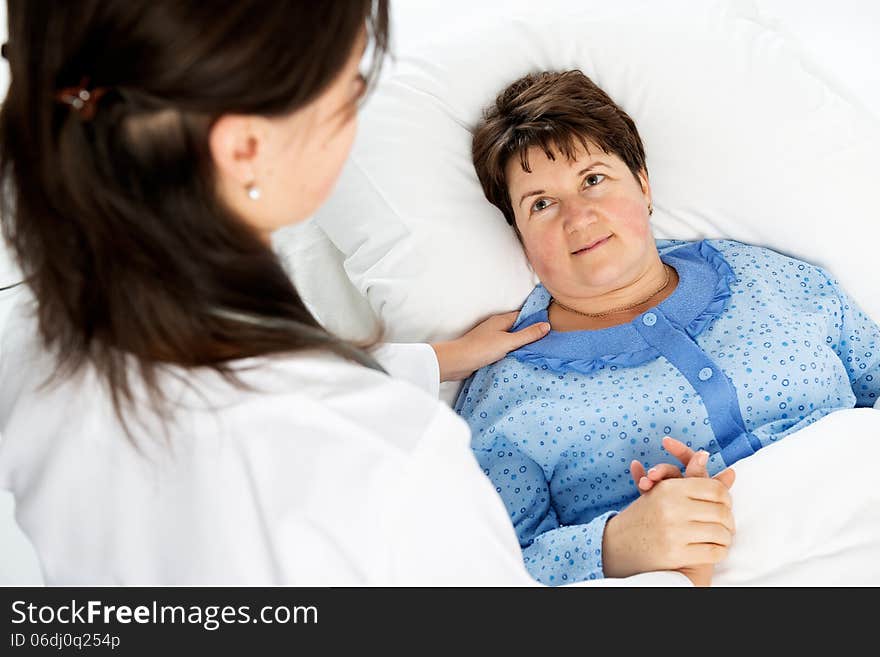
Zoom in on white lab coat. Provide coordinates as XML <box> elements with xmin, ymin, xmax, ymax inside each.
<box><xmin>0</xmin><ymin>301</ymin><xmax>686</xmax><ymax>586</ymax></box>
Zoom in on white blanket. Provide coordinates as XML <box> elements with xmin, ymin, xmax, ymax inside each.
<box><xmin>713</xmin><ymin>408</ymin><xmax>880</xmax><ymax>586</ymax></box>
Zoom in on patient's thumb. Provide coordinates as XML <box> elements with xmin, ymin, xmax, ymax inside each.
<box><xmin>684</xmin><ymin>450</ymin><xmax>709</xmax><ymax>478</ymax></box>
<box><xmin>714</xmin><ymin>468</ymin><xmax>736</xmax><ymax>490</ymax></box>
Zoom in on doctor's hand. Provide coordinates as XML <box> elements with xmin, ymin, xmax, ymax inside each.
<box><xmin>431</xmin><ymin>312</ymin><xmax>550</xmax><ymax>382</ymax></box>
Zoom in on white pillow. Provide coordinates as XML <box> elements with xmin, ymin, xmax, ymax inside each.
<box><xmin>311</xmin><ymin>0</ymin><xmax>880</xmax><ymax>355</ymax></box>
<box><xmin>273</xmin><ymin>220</ymin><xmax>379</xmax><ymax>343</ymax></box>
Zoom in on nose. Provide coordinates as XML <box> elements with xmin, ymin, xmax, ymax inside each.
<box><xmin>562</xmin><ymin>196</ymin><xmax>597</xmax><ymax>234</ymax></box>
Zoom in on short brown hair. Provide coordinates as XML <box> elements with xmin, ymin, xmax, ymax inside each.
<box><xmin>472</xmin><ymin>70</ymin><xmax>647</xmax><ymax>228</ymax></box>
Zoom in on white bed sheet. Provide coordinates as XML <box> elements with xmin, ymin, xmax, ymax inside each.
<box><xmin>714</xmin><ymin>408</ymin><xmax>880</xmax><ymax>586</ymax></box>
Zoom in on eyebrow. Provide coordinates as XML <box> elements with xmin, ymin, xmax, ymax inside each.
<box><xmin>517</xmin><ymin>161</ymin><xmax>610</xmax><ymax>208</ymax></box>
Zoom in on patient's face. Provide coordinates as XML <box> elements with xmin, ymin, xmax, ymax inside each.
<box><xmin>506</xmin><ymin>142</ymin><xmax>655</xmax><ymax>299</ymax></box>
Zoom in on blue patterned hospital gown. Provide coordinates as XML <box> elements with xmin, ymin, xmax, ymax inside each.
<box><xmin>454</xmin><ymin>239</ymin><xmax>880</xmax><ymax>585</ymax></box>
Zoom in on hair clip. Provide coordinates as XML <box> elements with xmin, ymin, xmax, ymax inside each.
<box><xmin>55</xmin><ymin>78</ymin><xmax>108</xmax><ymax>121</ymax></box>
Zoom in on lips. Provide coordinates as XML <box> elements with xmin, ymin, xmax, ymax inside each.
<box><xmin>572</xmin><ymin>234</ymin><xmax>612</xmax><ymax>255</ymax></box>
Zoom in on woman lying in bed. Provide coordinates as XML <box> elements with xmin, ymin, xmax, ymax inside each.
<box><xmin>455</xmin><ymin>69</ymin><xmax>880</xmax><ymax>586</ymax></box>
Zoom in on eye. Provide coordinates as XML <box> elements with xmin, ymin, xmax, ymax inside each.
<box><xmin>583</xmin><ymin>173</ymin><xmax>606</xmax><ymax>187</ymax></box>
<box><xmin>530</xmin><ymin>198</ymin><xmax>553</xmax><ymax>213</ymax></box>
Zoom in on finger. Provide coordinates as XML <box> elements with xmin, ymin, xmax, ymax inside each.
<box><xmin>631</xmin><ymin>461</ymin><xmax>657</xmax><ymax>494</ymax></box>
<box><xmin>492</xmin><ymin>311</ymin><xmax>521</xmax><ymax>331</ymax></box>
<box><xmin>684</xmin><ymin>450</ymin><xmax>709</xmax><ymax>479</ymax></box>
<box><xmin>683</xmin><ymin>499</ymin><xmax>736</xmax><ymax>535</ymax></box>
<box><xmin>646</xmin><ymin>463</ymin><xmax>683</xmax><ymax>482</ymax></box>
<box><xmin>507</xmin><ymin>322</ymin><xmax>550</xmax><ymax>350</ymax></box>
<box><xmin>638</xmin><ymin>476</ymin><xmax>655</xmax><ymax>492</ymax></box>
<box><xmin>630</xmin><ymin>460</ymin><xmax>646</xmax><ymax>487</ymax></box>
<box><xmin>683</xmin><ymin>542</ymin><xmax>729</xmax><ymax>566</ymax></box>
<box><xmin>713</xmin><ymin>468</ymin><xmax>736</xmax><ymax>490</ymax></box>
<box><xmin>678</xmin><ymin>478</ymin><xmax>733</xmax><ymax>508</ymax></box>
<box><xmin>686</xmin><ymin>521</ymin><xmax>734</xmax><ymax>547</ymax></box>
<box><xmin>662</xmin><ymin>436</ymin><xmax>696</xmax><ymax>468</ymax></box>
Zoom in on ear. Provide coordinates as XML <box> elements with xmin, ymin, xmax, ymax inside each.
<box><xmin>637</xmin><ymin>168</ymin><xmax>652</xmax><ymax>208</ymax></box>
<box><xmin>208</xmin><ymin>114</ymin><xmax>263</xmax><ymax>187</ymax></box>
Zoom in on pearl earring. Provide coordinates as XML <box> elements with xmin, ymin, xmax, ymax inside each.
<box><xmin>246</xmin><ymin>183</ymin><xmax>261</xmax><ymax>201</ymax></box>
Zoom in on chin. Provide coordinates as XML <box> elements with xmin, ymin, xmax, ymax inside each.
<box><xmin>580</xmin><ymin>265</ymin><xmax>626</xmax><ymax>290</ymax></box>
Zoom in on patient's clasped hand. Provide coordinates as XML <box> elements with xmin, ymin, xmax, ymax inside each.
<box><xmin>455</xmin><ymin>70</ymin><xmax>880</xmax><ymax>586</ymax></box>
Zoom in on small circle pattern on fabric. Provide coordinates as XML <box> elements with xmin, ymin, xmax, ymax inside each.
<box><xmin>457</xmin><ymin>239</ymin><xmax>880</xmax><ymax>585</ymax></box>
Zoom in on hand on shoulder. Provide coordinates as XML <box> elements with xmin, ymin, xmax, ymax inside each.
<box><xmin>431</xmin><ymin>312</ymin><xmax>550</xmax><ymax>382</ymax></box>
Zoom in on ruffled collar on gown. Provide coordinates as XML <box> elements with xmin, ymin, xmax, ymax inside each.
<box><xmin>508</xmin><ymin>240</ymin><xmax>737</xmax><ymax>374</ymax></box>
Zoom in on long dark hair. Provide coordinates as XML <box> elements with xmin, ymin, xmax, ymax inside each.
<box><xmin>0</xmin><ymin>0</ymin><xmax>389</xmax><ymax>431</ymax></box>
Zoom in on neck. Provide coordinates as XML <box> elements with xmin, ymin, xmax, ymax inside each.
<box><xmin>552</xmin><ymin>259</ymin><xmax>671</xmax><ymax>317</ymax></box>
